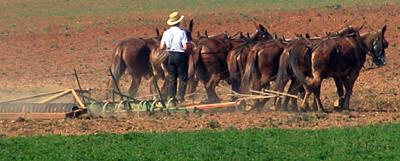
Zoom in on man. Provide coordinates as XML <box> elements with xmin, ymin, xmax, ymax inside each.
<box><xmin>160</xmin><ymin>11</ymin><xmax>189</xmax><ymax>105</ymax></box>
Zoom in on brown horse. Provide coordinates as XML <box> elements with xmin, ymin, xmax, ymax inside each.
<box><xmin>188</xmin><ymin>24</ymin><xmax>273</xmax><ymax>103</ymax></box>
<box><xmin>108</xmin><ymin>20</ymin><xmax>193</xmax><ymax>99</ymax></box>
<box><xmin>240</xmin><ymin>38</ymin><xmax>287</xmax><ymax>109</ymax></box>
<box><xmin>290</xmin><ymin>25</ymin><xmax>388</xmax><ymax>111</ymax></box>
<box><xmin>108</xmin><ymin>36</ymin><xmax>159</xmax><ymax>98</ymax></box>
<box><xmin>273</xmin><ymin>37</ymin><xmax>313</xmax><ymax>111</ymax></box>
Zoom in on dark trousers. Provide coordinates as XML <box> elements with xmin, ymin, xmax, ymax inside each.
<box><xmin>167</xmin><ymin>51</ymin><xmax>188</xmax><ymax>101</ymax></box>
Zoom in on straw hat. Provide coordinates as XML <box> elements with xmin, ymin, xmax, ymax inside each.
<box><xmin>167</xmin><ymin>11</ymin><xmax>184</xmax><ymax>26</ymax></box>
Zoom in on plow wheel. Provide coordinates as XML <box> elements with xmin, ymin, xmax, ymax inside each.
<box><xmin>0</xmin><ymin>103</ymin><xmax>83</xmax><ymax>120</ymax></box>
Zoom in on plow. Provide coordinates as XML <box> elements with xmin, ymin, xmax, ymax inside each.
<box><xmin>0</xmin><ymin>69</ymin><xmax>297</xmax><ymax>120</ymax></box>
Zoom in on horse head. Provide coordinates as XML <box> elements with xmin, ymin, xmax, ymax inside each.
<box><xmin>182</xmin><ymin>19</ymin><xmax>194</xmax><ymax>41</ymax></box>
<box><xmin>251</xmin><ymin>22</ymin><xmax>273</xmax><ymax>41</ymax></box>
<box><xmin>365</xmin><ymin>25</ymin><xmax>388</xmax><ymax>67</ymax></box>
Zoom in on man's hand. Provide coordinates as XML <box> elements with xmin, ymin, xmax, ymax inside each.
<box><xmin>182</xmin><ymin>42</ymin><xmax>188</xmax><ymax>51</ymax></box>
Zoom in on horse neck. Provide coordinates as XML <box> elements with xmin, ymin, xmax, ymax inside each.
<box><xmin>341</xmin><ymin>33</ymin><xmax>369</xmax><ymax>59</ymax></box>
<box><xmin>360</xmin><ymin>32</ymin><xmax>375</xmax><ymax>52</ymax></box>
<box><xmin>249</xmin><ymin>32</ymin><xmax>263</xmax><ymax>41</ymax></box>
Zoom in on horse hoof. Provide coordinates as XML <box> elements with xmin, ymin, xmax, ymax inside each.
<box><xmin>334</xmin><ymin>98</ymin><xmax>344</xmax><ymax>108</ymax></box>
<box><xmin>288</xmin><ymin>107</ymin><xmax>299</xmax><ymax>112</ymax></box>
<box><xmin>334</xmin><ymin>107</ymin><xmax>345</xmax><ymax>112</ymax></box>
<box><xmin>276</xmin><ymin>107</ymin><xmax>287</xmax><ymax>112</ymax></box>
<box><xmin>245</xmin><ymin>106</ymin><xmax>253</xmax><ymax>111</ymax></box>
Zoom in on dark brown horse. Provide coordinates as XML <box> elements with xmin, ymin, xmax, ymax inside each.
<box><xmin>188</xmin><ymin>24</ymin><xmax>272</xmax><ymax>103</ymax></box>
<box><xmin>108</xmin><ymin>20</ymin><xmax>193</xmax><ymax>99</ymax></box>
<box><xmin>290</xmin><ymin>25</ymin><xmax>388</xmax><ymax>111</ymax></box>
<box><xmin>227</xmin><ymin>27</ymin><xmax>274</xmax><ymax>95</ymax></box>
<box><xmin>240</xmin><ymin>38</ymin><xmax>287</xmax><ymax>109</ymax></box>
<box><xmin>273</xmin><ymin>26</ymin><xmax>372</xmax><ymax>112</ymax></box>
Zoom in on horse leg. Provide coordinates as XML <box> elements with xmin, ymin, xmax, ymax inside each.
<box><xmin>230</xmin><ymin>72</ymin><xmax>241</xmax><ymax>101</ymax></box>
<box><xmin>205</xmin><ymin>74</ymin><xmax>221</xmax><ymax>103</ymax></box>
<box><xmin>313</xmin><ymin>85</ymin><xmax>324</xmax><ymax>112</ymax></box>
<box><xmin>300</xmin><ymin>88</ymin><xmax>311</xmax><ymax>112</ymax></box>
<box><xmin>274</xmin><ymin>77</ymin><xmax>290</xmax><ymax>111</ymax></box>
<box><xmin>285</xmin><ymin>80</ymin><xmax>301</xmax><ymax>112</ymax></box>
<box><xmin>148</xmin><ymin>76</ymin><xmax>157</xmax><ymax>100</ymax></box>
<box><xmin>187</xmin><ymin>75</ymin><xmax>199</xmax><ymax>100</ymax></box>
<box><xmin>128</xmin><ymin>74</ymin><xmax>142</xmax><ymax>98</ymax></box>
<box><xmin>108</xmin><ymin>57</ymin><xmax>127</xmax><ymax>99</ymax></box>
<box><xmin>253</xmin><ymin>76</ymin><xmax>272</xmax><ymax>110</ymax></box>
<box><xmin>342</xmin><ymin>80</ymin><xmax>353</xmax><ymax>111</ymax></box>
<box><xmin>342</xmin><ymin>70</ymin><xmax>361</xmax><ymax>111</ymax></box>
<box><xmin>160</xmin><ymin>63</ymin><xmax>169</xmax><ymax>97</ymax></box>
<box><xmin>333</xmin><ymin>77</ymin><xmax>345</xmax><ymax>110</ymax></box>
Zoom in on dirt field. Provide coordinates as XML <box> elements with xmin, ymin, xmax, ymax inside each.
<box><xmin>0</xmin><ymin>2</ymin><xmax>399</xmax><ymax>137</ymax></box>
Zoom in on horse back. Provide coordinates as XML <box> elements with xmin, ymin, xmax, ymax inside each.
<box><xmin>311</xmin><ymin>37</ymin><xmax>365</xmax><ymax>78</ymax></box>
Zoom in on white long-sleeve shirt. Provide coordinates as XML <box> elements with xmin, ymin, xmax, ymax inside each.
<box><xmin>161</xmin><ymin>26</ymin><xmax>188</xmax><ymax>52</ymax></box>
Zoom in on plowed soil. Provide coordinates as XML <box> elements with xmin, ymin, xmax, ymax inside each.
<box><xmin>0</xmin><ymin>4</ymin><xmax>399</xmax><ymax>137</ymax></box>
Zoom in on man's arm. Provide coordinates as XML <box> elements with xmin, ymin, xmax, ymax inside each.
<box><xmin>160</xmin><ymin>31</ymin><xmax>168</xmax><ymax>50</ymax></box>
<box><xmin>181</xmin><ymin>31</ymin><xmax>189</xmax><ymax>51</ymax></box>
<box><xmin>160</xmin><ymin>41</ymin><xmax>166</xmax><ymax>50</ymax></box>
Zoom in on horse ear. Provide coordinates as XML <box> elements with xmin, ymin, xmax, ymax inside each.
<box><xmin>274</xmin><ymin>33</ymin><xmax>278</xmax><ymax>39</ymax></box>
<box><xmin>156</xmin><ymin>28</ymin><xmax>160</xmax><ymax>37</ymax></box>
<box><xmin>197</xmin><ymin>31</ymin><xmax>201</xmax><ymax>38</ymax></box>
<box><xmin>382</xmin><ymin>25</ymin><xmax>387</xmax><ymax>35</ymax></box>
<box><xmin>305</xmin><ymin>33</ymin><xmax>310</xmax><ymax>39</ymax></box>
<box><xmin>259</xmin><ymin>24</ymin><xmax>267</xmax><ymax>31</ymax></box>
<box><xmin>204</xmin><ymin>30</ymin><xmax>208</xmax><ymax>38</ymax></box>
<box><xmin>246</xmin><ymin>32</ymin><xmax>250</xmax><ymax>38</ymax></box>
<box><xmin>189</xmin><ymin>19</ymin><xmax>194</xmax><ymax>32</ymax></box>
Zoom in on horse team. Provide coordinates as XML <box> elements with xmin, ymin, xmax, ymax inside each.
<box><xmin>109</xmin><ymin>19</ymin><xmax>388</xmax><ymax>112</ymax></box>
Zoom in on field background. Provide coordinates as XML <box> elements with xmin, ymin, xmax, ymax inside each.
<box><xmin>0</xmin><ymin>0</ymin><xmax>399</xmax><ymax>112</ymax></box>
<box><xmin>1</xmin><ymin>1</ymin><xmax>400</xmax><ymax>159</ymax></box>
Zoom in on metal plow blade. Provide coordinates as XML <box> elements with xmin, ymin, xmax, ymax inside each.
<box><xmin>0</xmin><ymin>103</ymin><xmax>85</xmax><ymax>120</ymax></box>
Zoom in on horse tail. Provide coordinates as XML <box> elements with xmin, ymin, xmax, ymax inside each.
<box><xmin>241</xmin><ymin>50</ymin><xmax>258</xmax><ymax>93</ymax></box>
<box><xmin>274</xmin><ymin>49</ymin><xmax>290</xmax><ymax>92</ymax></box>
<box><xmin>188</xmin><ymin>45</ymin><xmax>200</xmax><ymax>80</ymax></box>
<box><xmin>153</xmin><ymin>49</ymin><xmax>169</xmax><ymax>66</ymax></box>
<box><xmin>106</xmin><ymin>45</ymin><xmax>127</xmax><ymax>98</ymax></box>
<box><xmin>288</xmin><ymin>46</ymin><xmax>312</xmax><ymax>87</ymax></box>
<box><xmin>187</xmin><ymin>45</ymin><xmax>202</xmax><ymax>94</ymax></box>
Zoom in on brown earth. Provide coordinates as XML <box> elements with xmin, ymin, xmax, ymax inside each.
<box><xmin>0</xmin><ymin>5</ymin><xmax>400</xmax><ymax>137</ymax></box>
<box><xmin>0</xmin><ymin>111</ymin><xmax>399</xmax><ymax>137</ymax></box>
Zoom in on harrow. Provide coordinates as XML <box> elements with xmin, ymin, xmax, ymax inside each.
<box><xmin>0</xmin><ymin>69</ymin><xmax>296</xmax><ymax>120</ymax></box>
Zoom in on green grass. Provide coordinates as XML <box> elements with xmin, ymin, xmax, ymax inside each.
<box><xmin>1</xmin><ymin>123</ymin><xmax>400</xmax><ymax>161</ymax></box>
